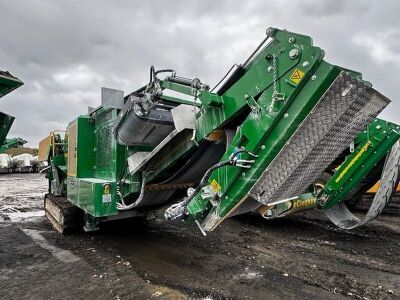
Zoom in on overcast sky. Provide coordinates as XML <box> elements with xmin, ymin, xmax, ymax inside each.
<box><xmin>1</xmin><ymin>0</ymin><xmax>400</xmax><ymax>146</ymax></box>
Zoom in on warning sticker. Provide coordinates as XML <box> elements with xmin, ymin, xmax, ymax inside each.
<box><xmin>102</xmin><ymin>194</ymin><xmax>112</xmax><ymax>203</ymax></box>
<box><xmin>289</xmin><ymin>68</ymin><xmax>305</xmax><ymax>84</ymax></box>
<box><xmin>210</xmin><ymin>179</ymin><xmax>221</xmax><ymax>193</ymax></box>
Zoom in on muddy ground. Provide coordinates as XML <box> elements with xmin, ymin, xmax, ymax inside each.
<box><xmin>0</xmin><ymin>173</ymin><xmax>399</xmax><ymax>299</ymax></box>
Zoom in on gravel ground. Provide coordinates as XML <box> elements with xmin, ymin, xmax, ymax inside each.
<box><xmin>0</xmin><ymin>173</ymin><xmax>399</xmax><ymax>299</ymax></box>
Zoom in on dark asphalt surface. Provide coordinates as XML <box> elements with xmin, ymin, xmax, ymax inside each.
<box><xmin>0</xmin><ymin>173</ymin><xmax>399</xmax><ymax>299</ymax></box>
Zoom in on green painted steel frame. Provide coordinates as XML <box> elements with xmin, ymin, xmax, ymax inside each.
<box><xmin>0</xmin><ymin>72</ymin><xmax>23</xmax><ymax>99</ymax></box>
<box><xmin>57</xmin><ymin>27</ymin><xmax>396</xmax><ymax>227</ymax></box>
<box><xmin>0</xmin><ymin>72</ymin><xmax>23</xmax><ymax>146</ymax></box>
<box><xmin>92</xmin><ymin>108</ymin><xmax>126</xmax><ymax>181</ymax></box>
<box><xmin>187</xmin><ymin>62</ymin><xmax>341</xmax><ymax>222</ymax></box>
<box><xmin>194</xmin><ymin>28</ymin><xmax>324</xmax><ymax>141</ymax></box>
<box><xmin>321</xmin><ymin>119</ymin><xmax>400</xmax><ymax>209</ymax></box>
<box><xmin>149</xmin><ymin>28</ymin><xmax>374</xmax><ymax>226</ymax></box>
<box><xmin>67</xmin><ymin>177</ymin><xmax>117</xmax><ymax>217</ymax></box>
<box><xmin>0</xmin><ymin>137</ymin><xmax>27</xmax><ymax>153</ymax></box>
<box><xmin>0</xmin><ymin>112</ymin><xmax>15</xmax><ymax>147</ymax></box>
<box><xmin>185</xmin><ymin>28</ymin><xmax>348</xmax><ymax>223</ymax></box>
<box><xmin>67</xmin><ymin>111</ymin><xmax>121</xmax><ymax>217</ymax></box>
<box><xmin>74</xmin><ymin>116</ymin><xmax>96</xmax><ymax>178</ymax></box>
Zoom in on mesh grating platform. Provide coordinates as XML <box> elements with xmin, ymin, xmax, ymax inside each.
<box><xmin>96</xmin><ymin>109</ymin><xmax>113</xmax><ymax>171</ymax></box>
<box><xmin>249</xmin><ymin>72</ymin><xmax>390</xmax><ymax>205</ymax></box>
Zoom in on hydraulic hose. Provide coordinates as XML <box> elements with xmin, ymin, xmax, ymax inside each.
<box><xmin>164</xmin><ymin>147</ymin><xmax>257</xmax><ymax>220</ymax></box>
<box><xmin>181</xmin><ymin>160</ymin><xmax>232</xmax><ymax>207</ymax></box>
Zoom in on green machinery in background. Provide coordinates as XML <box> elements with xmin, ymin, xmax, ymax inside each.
<box><xmin>40</xmin><ymin>27</ymin><xmax>400</xmax><ymax>233</ymax></box>
<box><xmin>0</xmin><ymin>137</ymin><xmax>27</xmax><ymax>153</ymax></box>
<box><xmin>0</xmin><ymin>70</ymin><xmax>26</xmax><ymax>153</ymax></box>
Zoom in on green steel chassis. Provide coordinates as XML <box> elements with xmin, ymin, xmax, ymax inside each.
<box><xmin>41</xmin><ymin>27</ymin><xmax>400</xmax><ymax>233</ymax></box>
<box><xmin>0</xmin><ymin>71</ymin><xmax>24</xmax><ymax>151</ymax></box>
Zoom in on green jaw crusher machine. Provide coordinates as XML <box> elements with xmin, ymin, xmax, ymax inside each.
<box><xmin>0</xmin><ymin>71</ymin><xmax>26</xmax><ymax>153</ymax></box>
<box><xmin>40</xmin><ymin>27</ymin><xmax>400</xmax><ymax>234</ymax></box>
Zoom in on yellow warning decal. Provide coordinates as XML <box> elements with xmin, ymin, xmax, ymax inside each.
<box><xmin>103</xmin><ymin>184</ymin><xmax>110</xmax><ymax>194</ymax></box>
<box><xmin>289</xmin><ymin>68</ymin><xmax>305</xmax><ymax>84</ymax></box>
<box><xmin>210</xmin><ymin>179</ymin><xmax>221</xmax><ymax>193</ymax></box>
<box><xmin>335</xmin><ymin>141</ymin><xmax>373</xmax><ymax>183</ymax></box>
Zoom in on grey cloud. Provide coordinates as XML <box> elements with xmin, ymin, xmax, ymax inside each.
<box><xmin>1</xmin><ymin>0</ymin><xmax>400</xmax><ymax>146</ymax></box>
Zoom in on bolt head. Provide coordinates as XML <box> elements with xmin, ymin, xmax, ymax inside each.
<box><xmin>289</xmin><ymin>37</ymin><xmax>295</xmax><ymax>44</ymax></box>
<box><xmin>311</xmin><ymin>75</ymin><xmax>317</xmax><ymax>80</ymax></box>
<box><xmin>284</xmin><ymin>113</ymin><xmax>289</xmax><ymax>118</ymax></box>
<box><xmin>289</xmin><ymin>48</ymin><xmax>299</xmax><ymax>59</ymax></box>
<box><xmin>302</xmin><ymin>61</ymin><xmax>309</xmax><ymax>67</ymax></box>
<box><xmin>267</xmin><ymin>66</ymin><xmax>273</xmax><ymax>72</ymax></box>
